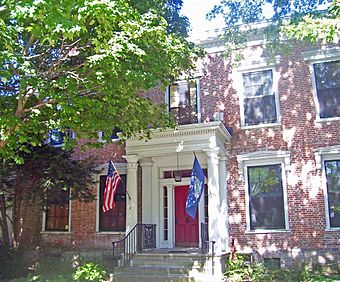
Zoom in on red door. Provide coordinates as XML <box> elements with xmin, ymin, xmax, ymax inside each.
<box><xmin>175</xmin><ymin>185</ymin><xmax>199</xmax><ymax>247</ymax></box>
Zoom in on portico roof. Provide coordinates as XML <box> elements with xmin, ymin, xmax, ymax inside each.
<box><xmin>125</xmin><ymin>121</ymin><xmax>231</xmax><ymax>158</ymax></box>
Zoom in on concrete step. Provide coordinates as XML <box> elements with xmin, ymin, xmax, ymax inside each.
<box><xmin>129</xmin><ymin>259</ymin><xmax>204</xmax><ymax>267</ymax></box>
<box><xmin>112</xmin><ymin>273</ymin><xmax>194</xmax><ymax>282</ymax></box>
<box><xmin>116</xmin><ymin>265</ymin><xmax>203</xmax><ymax>275</ymax></box>
<box><xmin>111</xmin><ymin>251</ymin><xmax>224</xmax><ymax>282</ymax></box>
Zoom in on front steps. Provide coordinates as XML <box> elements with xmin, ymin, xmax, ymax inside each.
<box><xmin>112</xmin><ymin>250</ymin><xmax>226</xmax><ymax>282</ymax></box>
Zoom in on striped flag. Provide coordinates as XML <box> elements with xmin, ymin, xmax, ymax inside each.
<box><xmin>103</xmin><ymin>160</ymin><xmax>122</xmax><ymax>212</ymax></box>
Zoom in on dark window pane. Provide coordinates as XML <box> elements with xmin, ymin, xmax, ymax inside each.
<box><xmin>243</xmin><ymin>70</ymin><xmax>273</xmax><ymax>97</ymax></box>
<box><xmin>99</xmin><ymin>174</ymin><xmax>126</xmax><ymax>232</ymax></box>
<box><xmin>45</xmin><ymin>188</ymin><xmax>70</xmax><ymax>231</ymax></box>
<box><xmin>247</xmin><ymin>164</ymin><xmax>285</xmax><ymax>230</ymax></box>
<box><xmin>325</xmin><ymin>160</ymin><xmax>340</xmax><ymax>228</ymax></box>
<box><xmin>314</xmin><ymin>61</ymin><xmax>340</xmax><ymax>118</ymax></box>
<box><xmin>242</xmin><ymin>70</ymin><xmax>277</xmax><ymax>125</ymax></box>
<box><xmin>244</xmin><ymin>95</ymin><xmax>277</xmax><ymax>126</ymax></box>
<box><xmin>169</xmin><ymin>81</ymin><xmax>198</xmax><ymax>125</ymax></box>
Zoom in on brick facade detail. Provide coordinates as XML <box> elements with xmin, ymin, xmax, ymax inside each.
<box><xmin>22</xmin><ymin>41</ymin><xmax>339</xmax><ymax>264</ymax></box>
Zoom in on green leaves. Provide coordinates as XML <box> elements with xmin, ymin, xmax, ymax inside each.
<box><xmin>209</xmin><ymin>0</ymin><xmax>337</xmax><ymax>61</ymax></box>
<box><xmin>0</xmin><ymin>0</ymin><xmax>201</xmax><ymax>161</ymax></box>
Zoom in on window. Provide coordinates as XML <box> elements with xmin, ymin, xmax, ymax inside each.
<box><xmin>242</xmin><ymin>69</ymin><xmax>278</xmax><ymax>126</ymax></box>
<box><xmin>163</xmin><ymin>186</ymin><xmax>168</xmax><ymax>241</ymax></box>
<box><xmin>314</xmin><ymin>145</ymin><xmax>340</xmax><ymax>229</ymax></box>
<box><xmin>237</xmin><ymin>151</ymin><xmax>290</xmax><ymax>232</ymax></box>
<box><xmin>247</xmin><ymin>164</ymin><xmax>286</xmax><ymax>230</ymax></box>
<box><xmin>48</xmin><ymin>129</ymin><xmax>75</xmax><ymax>147</ymax></box>
<box><xmin>98</xmin><ymin>128</ymin><xmax>121</xmax><ymax>143</ymax></box>
<box><xmin>312</xmin><ymin>60</ymin><xmax>340</xmax><ymax>119</ymax></box>
<box><xmin>324</xmin><ymin>160</ymin><xmax>340</xmax><ymax>228</ymax></box>
<box><xmin>99</xmin><ymin>174</ymin><xmax>126</xmax><ymax>232</ymax></box>
<box><xmin>45</xmin><ymin>188</ymin><xmax>70</xmax><ymax>231</ymax></box>
<box><xmin>168</xmin><ymin>80</ymin><xmax>199</xmax><ymax>125</ymax></box>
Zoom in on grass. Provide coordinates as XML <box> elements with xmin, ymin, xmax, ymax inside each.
<box><xmin>8</xmin><ymin>256</ymin><xmax>74</xmax><ymax>282</ymax></box>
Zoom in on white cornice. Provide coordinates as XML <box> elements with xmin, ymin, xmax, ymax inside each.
<box><xmin>302</xmin><ymin>47</ymin><xmax>340</xmax><ymax>62</ymax></box>
<box><xmin>125</xmin><ymin>121</ymin><xmax>231</xmax><ymax>158</ymax></box>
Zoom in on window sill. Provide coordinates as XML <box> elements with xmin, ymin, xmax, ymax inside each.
<box><xmin>41</xmin><ymin>231</ymin><xmax>71</xmax><ymax>234</ymax></box>
<box><xmin>325</xmin><ymin>227</ymin><xmax>340</xmax><ymax>232</ymax></box>
<box><xmin>96</xmin><ymin>231</ymin><xmax>125</xmax><ymax>235</ymax></box>
<box><xmin>246</xmin><ymin>229</ymin><xmax>291</xmax><ymax>235</ymax></box>
<box><xmin>315</xmin><ymin>117</ymin><xmax>340</xmax><ymax>123</ymax></box>
<box><xmin>241</xmin><ymin>123</ymin><xmax>281</xmax><ymax>130</ymax></box>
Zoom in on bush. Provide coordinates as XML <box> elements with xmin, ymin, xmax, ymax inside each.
<box><xmin>73</xmin><ymin>262</ymin><xmax>106</xmax><ymax>282</ymax></box>
<box><xmin>224</xmin><ymin>254</ymin><xmax>339</xmax><ymax>282</ymax></box>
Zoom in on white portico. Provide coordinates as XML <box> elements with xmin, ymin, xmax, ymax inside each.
<box><xmin>124</xmin><ymin>121</ymin><xmax>231</xmax><ymax>255</ymax></box>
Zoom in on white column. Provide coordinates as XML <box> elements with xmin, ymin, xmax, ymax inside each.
<box><xmin>123</xmin><ymin>155</ymin><xmax>139</xmax><ymax>233</ymax></box>
<box><xmin>205</xmin><ymin>148</ymin><xmax>222</xmax><ymax>254</ymax></box>
<box><xmin>151</xmin><ymin>160</ymin><xmax>160</xmax><ymax>248</ymax></box>
<box><xmin>140</xmin><ymin>161</ymin><xmax>153</xmax><ymax>224</ymax></box>
<box><xmin>219</xmin><ymin>156</ymin><xmax>229</xmax><ymax>253</ymax></box>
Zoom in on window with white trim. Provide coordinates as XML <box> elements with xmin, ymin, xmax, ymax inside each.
<box><xmin>241</xmin><ymin>69</ymin><xmax>279</xmax><ymax>126</ymax></box>
<box><xmin>324</xmin><ymin>160</ymin><xmax>340</xmax><ymax>228</ymax></box>
<box><xmin>247</xmin><ymin>164</ymin><xmax>285</xmax><ymax>230</ymax></box>
<box><xmin>312</xmin><ymin>60</ymin><xmax>340</xmax><ymax>119</ymax></box>
<box><xmin>237</xmin><ymin>151</ymin><xmax>290</xmax><ymax>232</ymax></box>
<box><xmin>314</xmin><ymin>146</ymin><xmax>340</xmax><ymax>229</ymax></box>
<box><xmin>167</xmin><ymin>80</ymin><xmax>199</xmax><ymax>125</ymax></box>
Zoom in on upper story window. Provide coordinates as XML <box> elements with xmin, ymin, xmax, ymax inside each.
<box><xmin>99</xmin><ymin>174</ymin><xmax>126</xmax><ymax>232</ymax></box>
<box><xmin>48</xmin><ymin>129</ymin><xmax>75</xmax><ymax>147</ymax></box>
<box><xmin>241</xmin><ymin>69</ymin><xmax>278</xmax><ymax>126</ymax></box>
<box><xmin>167</xmin><ymin>80</ymin><xmax>199</xmax><ymax>125</ymax></box>
<box><xmin>312</xmin><ymin>60</ymin><xmax>340</xmax><ymax>119</ymax></box>
<box><xmin>45</xmin><ymin>188</ymin><xmax>70</xmax><ymax>232</ymax></box>
<box><xmin>98</xmin><ymin>128</ymin><xmax>120</xmax><ymax>143</ymax></box>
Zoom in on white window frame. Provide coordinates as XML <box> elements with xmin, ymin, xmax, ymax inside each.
<box><xmin>303</xmin><ymin>47</ymin><xmax>340</xmax><ymax>122</ymax></box>
<box><xmin>237</xmin><ymin>151</ymin><xmax>290</xmax><ymax>233</ymax></box>
<box><xmin>234</xmin><ymin>58</ymin><xmax>281</xmax><ymax>129</ymax></box>
<box><xmin>41</xmin><ymin>190</ymin><xmax>72</xmax><ymax>233</ymax></box>
<box><xmin>95</xmin><ymin>162</ymin><xmax>127</xmax><ymax>234</ymax></box>
<box><xmin>314</xmin><ymin>145</ymin><xmax>340</xmax><ymax>230</ymax></box>
<box><xmin>165</xmin><ymin>78</ymin><xmax>201</xmax><ymax>123</ymax></box>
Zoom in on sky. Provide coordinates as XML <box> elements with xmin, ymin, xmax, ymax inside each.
<box><xmin>181</xmin><ymin>0</ymin><xmax>224</xmax><ymax>35</ymax></box>
<box><xmin>181</xmin><ymin>0</ymin><xmax>330</xmax><ymax>35</ymax></box>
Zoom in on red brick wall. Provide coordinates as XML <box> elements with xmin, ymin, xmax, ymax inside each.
<box><xmin>36</xmin><ymin>42</ymin><xmax>339</xmax><ymax>260</ymax></box>
<box><xmin>204</xmin><ymin>43</ymin><xmax>340</xmax><ymax>257</ymax></box>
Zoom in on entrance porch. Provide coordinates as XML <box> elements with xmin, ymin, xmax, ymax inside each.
<box><xmin>123</xmin><ymin>121</ymin><xmax>231</xmax><ymax>256</ymax></box>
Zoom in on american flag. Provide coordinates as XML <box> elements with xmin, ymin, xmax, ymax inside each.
<box><xmin>103</xmin><ymin>160</ymin><xmax>122</xmax><ymax>212</ymax></box>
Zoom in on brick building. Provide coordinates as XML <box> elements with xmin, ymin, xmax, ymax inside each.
<box><xmin>29</xmin><ymin>30</ymin><xmax>339</xmax><ymax>270</ymax></box>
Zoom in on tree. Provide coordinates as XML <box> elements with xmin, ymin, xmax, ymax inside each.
<box><xmin>0</xmin><ymin>0</ymin><xmax>202</xmax><ymax>163</ymax></box>
<box><xmin>0</xmin><ymin>146</ymin><xmax>98</xmax><ymax>249</ymax></box>
<box><xmin>282</xmin><ymin>0</ymin><xmax>339</xmax><ymax>44</ymax></box>
<box><xmin>208</xmin><ymin>0</ymin><xmax>338</xmax><ymax>58</ymax></box>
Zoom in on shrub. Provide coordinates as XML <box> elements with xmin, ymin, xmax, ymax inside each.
<box><xmin>224</xmin><ymin>254</ymin><xmax>339</xmax><ymax>282</ymax></box>
<box><xmin>73</xmin><ymin>262</ymin><xmax>106</xmax><ymax>282</ymax></box>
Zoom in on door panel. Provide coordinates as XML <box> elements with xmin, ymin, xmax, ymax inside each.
<box><xmin>175</xmin><ymin>185</ymin><xmax>198</xmax><ymax>247</ymax></box>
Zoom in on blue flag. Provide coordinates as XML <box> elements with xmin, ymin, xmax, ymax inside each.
<box><xmin>185</xmin><ymin>156</ymin><xmax>205</xmax><ymax>219</ymax></box>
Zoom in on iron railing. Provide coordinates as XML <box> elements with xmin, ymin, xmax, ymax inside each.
<box><xmin>201</xmin><ymin>222</ymin><xmax>216</xmax><ymax>274</ymax></box>
<box><xmin>112</xmin><ymin>223</ymin><xmax>156</xmax><ymax>266</ymax></box>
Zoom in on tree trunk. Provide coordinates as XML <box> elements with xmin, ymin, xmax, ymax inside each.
<box><xmin>0</xmin><ymin>193</ymin><xmax>10</xmax><ymax>248</ymax></box>
<box><xmin>11</xmin><ymin>182</ymin><xmax>23</xmax><ymax>248</ymax></box>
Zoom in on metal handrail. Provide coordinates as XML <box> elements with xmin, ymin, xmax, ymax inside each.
<box><xmin>201</xmin><ymin>222</ymin><xmax>216</xmax><ymax>275</ymax></box>
<box><xmin>112</xmin><ymin>223</ymin><xmax>156</xmax><ymax>267</ymax></box>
